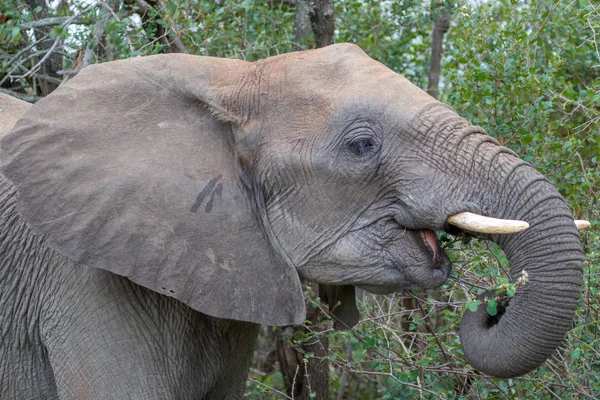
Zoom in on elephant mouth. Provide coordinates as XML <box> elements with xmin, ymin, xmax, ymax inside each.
<box><xmin>408</xmin><ymin>227</ymin><xmax>445</xmax><ymax>269</ymax></box>
<box><xmin>419</xmin><ymin>230</ymin><xmax>438</xmax><ymax>262</ymax></box>
<box><xmin>405</xmin><ymin>227</ymin><xmax>450</xmax><ymax>289</ymax></box>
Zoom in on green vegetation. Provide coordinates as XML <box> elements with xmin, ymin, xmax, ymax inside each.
<box><xmin>2</xmin><ymin>0</ymin><xmax>598</xmax><ymax>398</ymax></box>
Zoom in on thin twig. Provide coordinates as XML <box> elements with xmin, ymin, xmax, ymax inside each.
<box><xmin>9</xmin><ymin>36</ymin><xmax>61</xmax><ymax>80</ymax></box>
<box><xmin>335</xmin><ymin>342</ymin><xmax>352</xmax><ymax>400</ymax></box>
<box><xmin>2</xmin><ymin>13</ymin><xmax>82</xmax><ymax>85</ymax></box>
<box><xmin>291</xmin><ymin>364</ymin><xmax>299</xmax><ymax>400</ymax></box>
<box><xmin>576</xmin><ymin>152</ymin><xmax>599</xmax><ymax>203</ymax></box>
<box><xmin>248</xmin><ymin>378</ymin><xmax>293</xmax><ymax>399</ymax></box>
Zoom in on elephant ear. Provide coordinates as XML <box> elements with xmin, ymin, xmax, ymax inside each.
<box><xmin>0</xmin><ymin>54</ymin><xmax>305</xmax><ymax>326</ymax></box>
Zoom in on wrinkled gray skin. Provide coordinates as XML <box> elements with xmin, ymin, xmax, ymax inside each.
<box><xmin>0</xmin><ymin>95</ymin><xmax>259</xmax><ymax>399</ymax></box>
<box><xmin>0</xmin><ymin>44</ymin><xmax>584</xmax><ymax>399</ymax></box>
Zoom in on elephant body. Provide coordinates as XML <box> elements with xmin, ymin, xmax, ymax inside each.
<box><xmin>0</xmin><ymin>171</ymin><xmax>258</xmax><ymax>399</ymax></box>
<box><xmin>0</xmin><ymin>43</ymin><xmax>585</xmax><ymax>397</ymax></box>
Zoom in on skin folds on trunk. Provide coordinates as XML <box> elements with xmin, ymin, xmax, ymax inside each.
<box><xmin>458</xmin><ymin>155</ymin><xmax>585</xmax><ymax>378</ymax></box>
<box><xmin>407</xmin><ymin>104</ymin><xmax>584</xmax><ymax>378</ymax></box>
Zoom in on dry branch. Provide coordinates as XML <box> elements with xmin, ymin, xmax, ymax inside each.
<box><xmin>19</xmin><ymin>16</ymin><xmax>91</xmax><ymax>29</ymax></box>
<box><xmin>0</xmin><ymin>88</ymin><xmax>41</xmax><ymax>103</ymax></box>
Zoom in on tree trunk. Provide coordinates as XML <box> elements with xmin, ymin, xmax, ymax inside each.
<box><xmin>124</xmin><ymin>0</ymin><xmax>188</xmax><ymax>54</ymax></box>
<box><xmin>310</xmin><ymin>0</ymin><xmax>334</xmax><ymax>48</ymax></box>
<box><xmin>23</xmin><ymin>0</ymin><xmax>64</xmax><ymax>96</ymax></box>
<box><xmin>293</xmin><ymin>0</ymin><xmax>312</xmax><ymax>51</ymax></box>
<box><xmin>276</xmin><ymin>296</ymin><xmax>329</xmax><ymax>400</ymax></box>
<box><xmin>426</xmin><ymin>11</ymin><xmax>451</xmax><ymax>99</ymax></box>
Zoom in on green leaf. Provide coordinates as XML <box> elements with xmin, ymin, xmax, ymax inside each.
<box><xmin>498</xmin><ymin>380</ymin><xmax>509</xmax><ymax>392</ymax></box>
<box><xmin>11</xmin><ymin>26</ymin><xmax>20</xmax><ymax>39</ymax></box>
<box><xmin>364</xmin><ymin>337</ymin><xmax>376</xmax><ymax>349</ymax></box>
<box><xmin>486</xmin><ymin>300</ymin><xmax>498</xmax><ymax>316</ymax></box>
<box><xmin>467</xmin><ymin>300</ymin><xmax>481</xmax><ymax>312</ymax></box>
<box><xmin>50</xmin><ymin>25</ymin><xmax>66</xmax><ymax>39</ymax></box>
<box><xmin>570</xmin><ymin>348</ymin><xmax>581</xmax><ymax>360</ymax></box>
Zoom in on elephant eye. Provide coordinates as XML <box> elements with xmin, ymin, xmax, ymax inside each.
<box><xmin>347</xmin><ymin>136</ymin><xmax>378</xmax><ymax>157</ymax></box>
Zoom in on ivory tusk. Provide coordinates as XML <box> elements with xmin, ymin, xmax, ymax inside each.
<box><xmin>575</xmin><ymin>220</ymin><xmax>590</xmax><ymax>230</ymax></box>
<box><xmin>447</xmin><ymin>212</ymin><xmax>529</xmax><ymax>234</ymax></box>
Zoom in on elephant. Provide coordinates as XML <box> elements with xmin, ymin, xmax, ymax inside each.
<box><xmin>0</xmin><ymin>44</ymin><xmax>585</xmax><ymax>399</ymax></box>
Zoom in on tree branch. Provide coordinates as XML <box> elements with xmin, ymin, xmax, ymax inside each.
<box><xmin>0</xmin><ymin>88</ymin><xmax>41</xmax><ymax>103</ymax></box>
<box><xmin>270</xmin><ymin>0</ymin><xmax>296</xmax><ymax>6</ymax></box>
<box><xmin>19</xmin><ymin>16</ymin><xmax>91</xmax><ymax>29</ymax></box>
<box><xmin>427</xmin><ymin>11</ymin><xmax>451</xmax><ymax>99</ymax></box>
<box><xmin>9</xmin><ymin>36</ymin><xmax>61</xmax><ymax>80</ymax></box>
<box><xmin>133</xmin><ymin>0</ymin><xmax>153</xmax><ymax>14</ymax></box>
<box><xmin>155</xmin><ymin>1</ymin><xmax>188</xmax><ymax>53</ymax></box>
<box><xmin>82</xmin><ymin>9</ymin><xmax>111</xmax><ymax>68</ymax></box>
<box><xmin>126</xmin><ymin>0</ymin><xmax>188</xmax><ymax>54</ymax></box>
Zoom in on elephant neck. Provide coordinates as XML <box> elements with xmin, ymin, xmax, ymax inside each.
<box><xmin>0</xmin><ymin>173</ymin><xmax>56</xmax><ymax>341</ymax></box>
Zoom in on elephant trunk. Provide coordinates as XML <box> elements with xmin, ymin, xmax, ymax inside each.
<box><xmin>458</xmin><ymin>154</ymin><xmax>585</xmax><ymax>378</ymax></box>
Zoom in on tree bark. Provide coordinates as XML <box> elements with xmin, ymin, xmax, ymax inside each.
<box><xmin>310</xmin><ymin>0</ymin><xmax>334</xmax><ymax>48</ymax></box>
<box><xmin>426</xmin><ymin>11</ymin><xmax>451</xmax><ymax>99</ymax></box>
<box><xmin>293</xmin><ymin>0</ymin><xmax>312</xmax><ymax>51</ymax></box>
<box><xmin>124</xmin><ymin>0</ymin><xmax>188</xmax><ymax>54</ymax></box>
<box><xmin>276</xmin><ymin>296</ymin><xmax>329</xmax><ymax>400</ymax></box>
<box><xmin>23</xmin><ymin>0</ymin><xmax>64</xmax><ymax>96</ymax></box>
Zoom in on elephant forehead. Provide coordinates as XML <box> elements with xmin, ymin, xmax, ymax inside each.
<box><xmin>262</xmin><ymin>50</ymin><xmax>436</xmax><ymax>117</ymax></box>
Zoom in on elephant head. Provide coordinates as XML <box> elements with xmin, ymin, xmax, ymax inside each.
<box><xmin>0</xmin><ymin>44</ymin><xmax>585</xmax><ymax>378</ymax></box>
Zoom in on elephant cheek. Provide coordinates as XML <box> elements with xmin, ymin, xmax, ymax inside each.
<box><xmin>411</xmin><ymin>249</ymin><xmax>451</xmax><ymax>289</ymax></box>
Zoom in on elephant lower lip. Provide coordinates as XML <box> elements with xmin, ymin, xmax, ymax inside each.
<box><xmin>420</xmin><ymin>230</ymin><xmax>438</xmax><ymax>261</ymax></box>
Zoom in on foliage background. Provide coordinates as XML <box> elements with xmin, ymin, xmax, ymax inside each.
<box><xmin>1</xmin><ymin>0</ymin><xmax>598</xmax><ymax>398</ymax></box>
